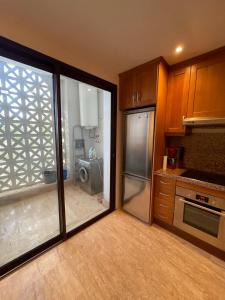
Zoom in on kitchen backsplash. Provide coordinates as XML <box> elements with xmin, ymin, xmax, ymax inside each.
<box><xmin>167</xmin><ymin>129</ymin><xmax>225</xmax><ymax>175</ymax></box>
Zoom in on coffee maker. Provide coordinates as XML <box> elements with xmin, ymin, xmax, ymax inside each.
<box><xmin>166</xmin><ymin>147</ymin><xmax>184</xmax><ymax>169</ymax></box>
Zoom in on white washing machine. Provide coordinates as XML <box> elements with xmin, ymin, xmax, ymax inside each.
<box><xmin>77</xmin><ymin>158</ymin><xmax>103</xmax><ymax>195</ymax></box>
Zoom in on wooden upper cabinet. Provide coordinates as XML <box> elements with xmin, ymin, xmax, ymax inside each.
<box><xmin>165</xmin><ymin>67</ymin><xmax>191</xmax><ymax>135</ymax></box>
<box><xmin>188</xmin><ymin>55</ymin><xmax>225</xmax><ymax>118</ymax></box>
<box><xmin>119</xmin><ymin>61</ymin><xmax>158</xmax><ymax>110</ymax></box>
<box><xmin>119</xmin><ymin>71</ymin><xmax>135</xmax><ymax>110</ymax></box>
<box><xmin>135</xmin><ymin>63</ymin><xmax>158</xmax><ymax>107</ymax></box>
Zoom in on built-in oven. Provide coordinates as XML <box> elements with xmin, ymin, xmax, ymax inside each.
<box><xmin>173</xmin><ymin>186</ymin><xmax>225</xmax><ymax>251</ymax></box>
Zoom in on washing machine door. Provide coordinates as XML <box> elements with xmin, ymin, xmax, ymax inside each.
<box><xmin>79</xmin><ymin>166</ymin><xmax>89</xmax><ymax>183</ymax></box>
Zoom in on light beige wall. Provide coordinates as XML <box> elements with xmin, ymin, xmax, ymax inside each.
<box><xmin>0</xmin><ymin>23</ymin><xmax>122</xmax><ymax>208</ymax></box>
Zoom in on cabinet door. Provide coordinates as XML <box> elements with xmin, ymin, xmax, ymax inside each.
<box><xmin>188</xmin><ymin>56</ymin><xmax>225</xmax><ymax>118</ymax></box>
<box><xmin>165</xmin><ymin>67</ymin><xmax>190</xmax><ymax>135</ymax></box>
<box><xmin>135</xmin><ymin>63</ymin><xmax>158</xmax><ymax>107</ymax></box>
<box><xmin>119</xmin><ymin>71</ymin><xmax>135</xmax><ymax>110</ymax></box>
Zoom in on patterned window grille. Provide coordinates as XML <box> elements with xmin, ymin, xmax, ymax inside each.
<box><xmin>0</xmin><ymin>57</ymin><xmax>56</xmax><ymax>192</ymax></box>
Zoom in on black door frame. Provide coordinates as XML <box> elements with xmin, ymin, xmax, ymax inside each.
<box><xmin>0</xmin><ymin>36</ymin><xmax>117</xmax><ymax>277</ymax></box>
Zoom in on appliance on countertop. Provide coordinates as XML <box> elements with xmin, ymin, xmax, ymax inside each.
<box><xmin>166</xmin><ymin>147</ymin><xmax>184</xmax><ymax>169</ymax></box>
<box><xmin>77</xmin><ymin>158</ymin><xmax>103</xmax><ymax>195</ymax></box>
<box><xmin>167</xmin><ymin>147</ymin><xmax>177</xmax><ymax>169</ymax></box>
<box><xmin>174</xmin><ymin>186</ymin><xmax>225</xmax><ymax>251</ymax></box>
<box><xmin>122</xmin><ymin>107</ymin><xmax>155</xmax><ymax>223</ymax></box>
<box><xmin>181</xmin><ymin>169</ymin><xmax>225</xmax><ymax>187</ymax></box>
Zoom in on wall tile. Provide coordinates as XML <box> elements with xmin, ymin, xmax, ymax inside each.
<box><xmin>167</xmin><ymin>131</ymin><xmax>225</xmax><ymax>175</ymax></box>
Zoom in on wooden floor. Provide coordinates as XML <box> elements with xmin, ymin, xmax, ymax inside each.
<box><xmin>1</xmin><ymin>210</ymin><xmax>225</xmax><ymax>300</ymax></box>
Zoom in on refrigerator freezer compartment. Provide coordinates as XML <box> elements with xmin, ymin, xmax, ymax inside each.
<box><xmin>122</xmin><ymin>174</ymin><xmax>151</xmax><ymax>223</ymax></box>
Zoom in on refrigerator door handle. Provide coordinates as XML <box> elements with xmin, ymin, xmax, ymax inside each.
<box><xmin>122</xmin><ymin>172</ymin><xmax>150</xmax><ymax>182</ymax></box>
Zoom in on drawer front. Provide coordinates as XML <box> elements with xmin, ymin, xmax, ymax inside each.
<box><xmin>154</xmin><ymin>175</ymin><xmax>176</xmax><ymax>197</ymax></box>
<box><xmin>154</xmin><ymin>195</ymin><xmax>174</xmax><ymax>210</ymax></box>
<box><xmin>154</xmin><ymin>197</ymin><xmax>174</xmax><ymax>224</ymax></box>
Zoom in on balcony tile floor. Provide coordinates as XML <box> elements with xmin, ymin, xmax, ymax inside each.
<box><xmin>0</xmin><ymin>183</ymin><xmax>107</xmax><ymax>266</ymax></box>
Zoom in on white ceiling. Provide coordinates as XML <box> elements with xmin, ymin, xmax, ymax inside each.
<box><xmin>1</xmin><ymin>0</ymin><xmax>225</xmax><ymax>81</ymax></box>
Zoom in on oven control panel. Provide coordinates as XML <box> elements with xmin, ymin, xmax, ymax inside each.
<box><xmin>196</xmin><ymin>194</ymin><xmax>209</xmax><ymax>203</ymax></box>
<box><xmin>176</xmin><ymin>186</ymin><xmax>225</xmax><ymax>211</ymax></box>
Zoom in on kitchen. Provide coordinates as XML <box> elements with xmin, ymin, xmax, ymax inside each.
<box><xmin>1</xmin><ymin>1</ymin><xmax>225</xmax><ymax>298</ymax></box>
<box><xmin>120</xmin><ymin>48</ymin><xmax>225</xmax><ymax>258</ymax></box>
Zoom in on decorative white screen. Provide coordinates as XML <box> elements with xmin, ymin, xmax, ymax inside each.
<box><xmin>0</xmin><ymin>57</ymin><xmax>56</xmax><ymax>192</ymax></box>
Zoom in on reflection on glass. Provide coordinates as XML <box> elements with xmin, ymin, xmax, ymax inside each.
<box><xmin>183</xmin><ymin>204</ymin><xmax>219</xmax><ymax>237</ymax></box>
<box><xmin>60</xmin><ymin>76</ymin><xmax>111</xmax><ymax>231</ymax></box>
<box><xmin>0</xmin><ymin>57</ymin><xmax>59</xmax><ymax>266</ymax></box>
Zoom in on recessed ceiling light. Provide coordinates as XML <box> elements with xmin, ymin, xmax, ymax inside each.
<box><xmin>175</xmin><ymin>46</ymin><xmax>183</xmax><ymax>54</ymax></box>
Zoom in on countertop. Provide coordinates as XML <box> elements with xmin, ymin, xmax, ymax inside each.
<box><xmin>154</xmin><ymin>168</ymin><xmax>225</xmax><ymax>193</ymax></box>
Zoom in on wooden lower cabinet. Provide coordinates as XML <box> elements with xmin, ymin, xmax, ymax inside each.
<box><xmin>154</xmin><ymin>197</ymin><xmax>174</xmax><ymax>224</ymax></box>
<box><xmin>153</xmin><ymin>175</ymin><xmax>176</xmax><ymax>225</ymax></box>
<box><xmin>154</xmin><ymin>175</ymin><xmax>176</xmax><ymax>196</ymax></box>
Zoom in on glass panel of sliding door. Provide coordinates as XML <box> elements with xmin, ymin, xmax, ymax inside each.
<box><xmin>0</xmin><ymin>56</ymin><xmax>60</xmax><ymax>267</ymax></box>
<box><xmin>60</xmin><ymin>76</ymin><xmax>111</xmax><ymax>232</ymax></box>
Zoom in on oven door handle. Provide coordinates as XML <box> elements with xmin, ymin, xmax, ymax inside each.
<box><xmin>178</xmin><ymin>197</ymin><xmax>225</xmax><ymax>217</ymax></box>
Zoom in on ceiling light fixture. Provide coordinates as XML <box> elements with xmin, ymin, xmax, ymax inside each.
<box><xmin>175</xmin><ymin>46</ymin><xmax>183</xmax><ymax>54</ymax></box>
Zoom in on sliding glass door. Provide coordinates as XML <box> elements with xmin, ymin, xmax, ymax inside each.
<box><xmin>0</xmin><ymin>36</ymin><xmax>116</xmax><ymax>277</ymax></box>
<box><xmin>0</xmin><ymin>56</ymin><xmax>60</xmax><ymax>267</ymax></box>
<box><xmin>60</xmin><ymin>76</ymin><xmax>112</xmax><ymax>232</ymax></box>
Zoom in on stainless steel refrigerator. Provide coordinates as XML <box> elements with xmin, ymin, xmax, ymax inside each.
<box><xmin>122</xmin><ymin>107</ymin><xmax>155</xmax><ymax>223</ymax></box>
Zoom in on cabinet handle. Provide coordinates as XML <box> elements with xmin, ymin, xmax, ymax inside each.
<box><xmin>159</xmin><ymin>203</ymin><xmax>169</xmax><ymax>208</ymax></box>
<box><xmin>158</xmin><ymin>214</ymin><xmax>168</xmax><ymax>220</ymax></box>
<box><xmin>132</xmin><ymin>93</ymin><xmax>135</xmax><ymax>106</ymax></box>
<box><xmin>160</xmin><ymin>180</ymin><xmax>169</xmax><ymax>185</ymax></box>
<box><xmin>159</xmin><ymin>192</ymin><xmax>169</xmax><ymax>197</ymax></box>
<box><xmin>137</xmin><ymin>91</ymin><xmax>141</xmax><ymax>102</ymax></box>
